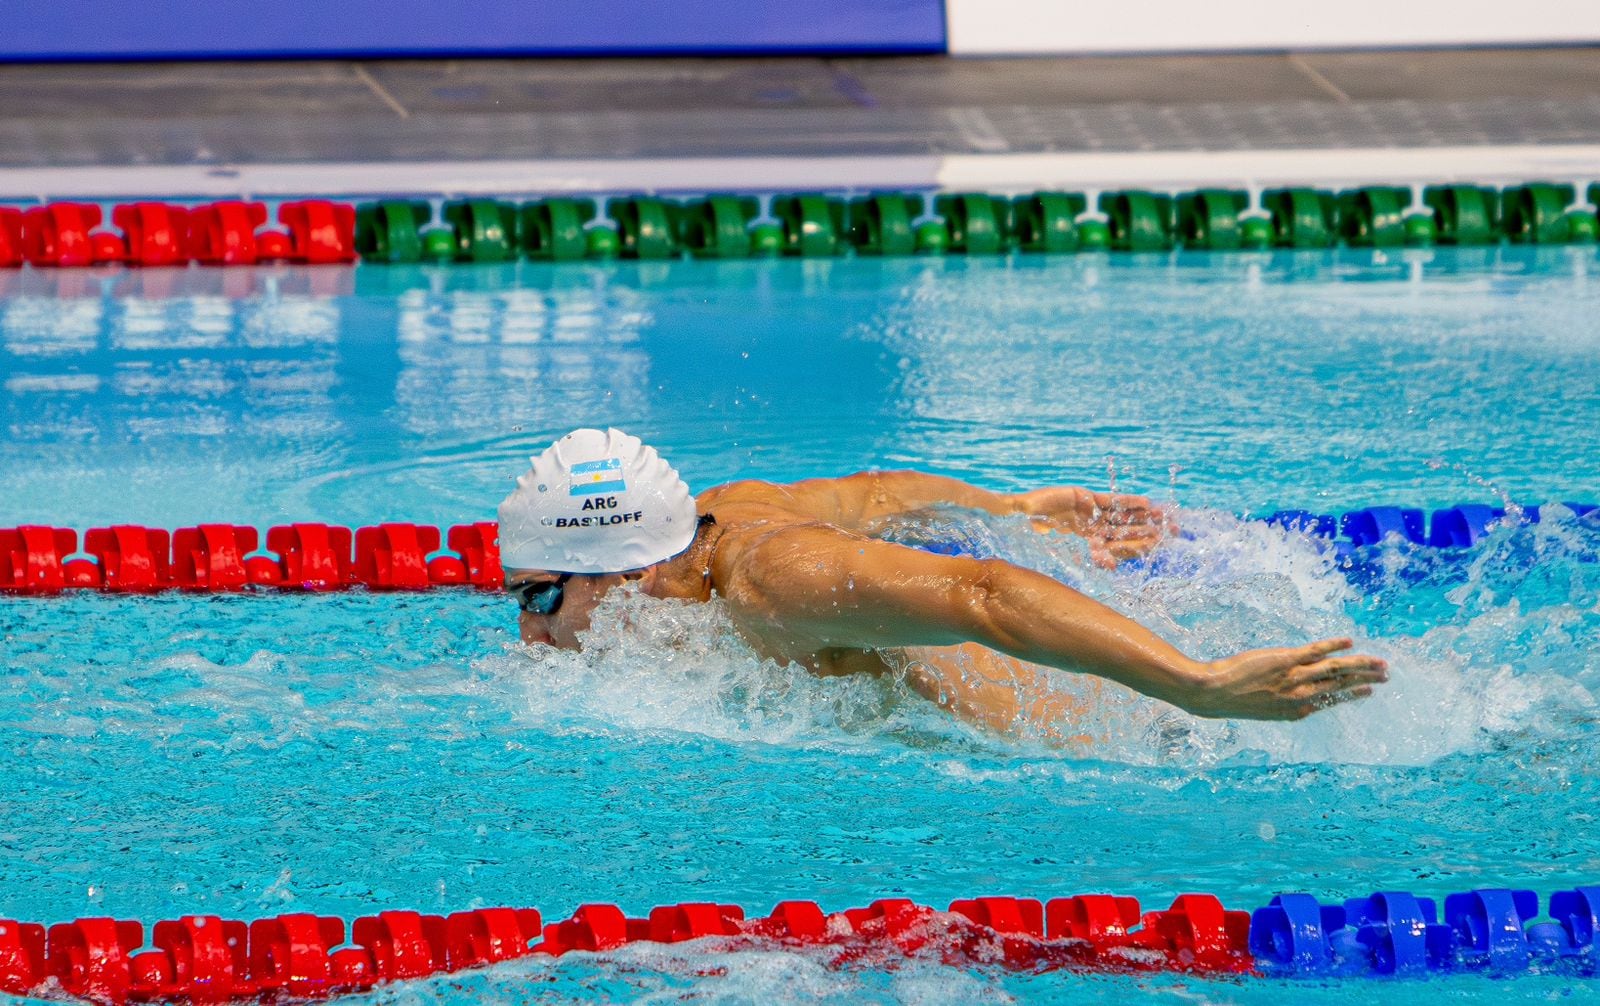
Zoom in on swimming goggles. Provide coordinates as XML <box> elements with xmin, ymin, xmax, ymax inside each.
<box><xmin>509</xmin><ymin>573</ymin><xmax>572</xmax><ymax>616</ymax></box>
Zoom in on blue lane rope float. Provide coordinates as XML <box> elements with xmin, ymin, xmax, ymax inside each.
<box><xmin>1265</xmin><ymin>502</ymin><xmax>1599</xmax><ymax>548</ymax></box>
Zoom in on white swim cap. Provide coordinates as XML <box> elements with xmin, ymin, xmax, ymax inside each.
<box><xmin>497</xmin><ymin>428</ymin><xmax>697</xmax><ymax>574</ymax></box>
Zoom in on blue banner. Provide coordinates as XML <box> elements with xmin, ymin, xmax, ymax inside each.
<box><xmin>4</xmin><ymin>1</ymin><xmax>947</xmax><ymax>60</ymax></box>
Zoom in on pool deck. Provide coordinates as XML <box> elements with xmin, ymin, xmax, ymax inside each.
<box><xmin>2</xmin><ymin>48</ymin><xmax>1599</xmax><ymax>195</ymax></box>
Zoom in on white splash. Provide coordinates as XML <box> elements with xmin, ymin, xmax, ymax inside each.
<box><xmin>486</xmin><ymin>586</ymin><xmax>909</xmax><ymax>751</ymax></box>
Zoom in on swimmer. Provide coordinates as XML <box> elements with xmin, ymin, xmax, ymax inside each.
<box><xmin>499</xmin><ymin>428</ymin><xmax>1388</xmax><ymax>737</ymax></box>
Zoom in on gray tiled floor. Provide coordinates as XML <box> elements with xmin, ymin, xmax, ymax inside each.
<box><xmin>2</xmin><ymin>48</ymin><xmax>1598</xmax><ymax>167</ymax></box>
<box><xmin>1302</xmin><ymin>48</ymin><xmax>1600</xmax><ymax>101</ymax></box>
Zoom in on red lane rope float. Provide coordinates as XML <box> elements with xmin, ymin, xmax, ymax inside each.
<box><xmin>0</xmin><ymin>206</ymin><xmax>24</xmax><ymax>268</ymax></box>
<box><xmin>0</xmin><ymin>895</ymin><xmax>1253</xmax><ymax>1004</ymax></box>
<box><xmin>0</xmin><ymin>523</ymin><xmax>502</xmax><ymax>595</ymax></box>
<box><xmin>8</xmin><ymin>199</ymin><xmax>356</xmax><ymax>270</ymax></box>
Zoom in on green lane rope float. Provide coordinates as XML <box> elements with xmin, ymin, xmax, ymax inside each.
<box><xmin>441</xmin><ymin>199</ymin><xmax>520</xmax><ymax>263</ymax></box>
<box><xmin>933</xmin><ymin>192</ymin><xmax>1014</xmax><ymax>254</ymax></box>
<box><xmin>678</xmin><ymin>194</ymin><xmax>760</xmax><ymax>258</ymax></box>
<box><xmin>847</xmin><ymin>193</ymin><xmax>921</xmax><ymax>256</ymax></box>
<box><xmin>353</xmin><ymin>200</ymin><xmax>431</xmax><ymax>264</ymax></box>
<box><xmin>1100</xmin><ymin>190</ymin><xmax>1175</xmax><ymax>252</ymax></box>
<box><xmin>520</xmin><ymin>198</ymin><xmax>597</xmax><ymax>262</ymax></box>
<box><xmin>1337</xmin><ymin>186</ymin><xmax>1411</xmax><ymax>248</ymax></box>
<box><xmin>1501</xmin><ymin>183</ymin><xmax>1599</xmax><ymax>245</ymax></box>
<box><xmin>772</xmin><ymin>193</ymin><xmax>846</xmax><ymax>257</ymax></box>
<box><xmin>609</xmin><ymin>196</ymin><xmax>680</xmax><ymax>259</ymax></box>
<box><xmin>1423</xmin><ymin>185</ymin><xmax>1500</xmax><ymax>245</ymax></box>
<box><xmin>1013</xmin><ymin>191</ymin><xmax>1085</xmax><ymax>253</ymax></box>
<box><xmin>912</xmin><ymin>218</ymin><xmax>949</xmax><ymax>254</ymax></box>
<box><xmin>1176</xmin><ymin>189</ymin><xmax>1247</xmax><ymax>251</ymax></box>
<box><xmin>1262</xmin><ymin>188</ymin><xmax>1338</xmax><ymax>249</ymax></box>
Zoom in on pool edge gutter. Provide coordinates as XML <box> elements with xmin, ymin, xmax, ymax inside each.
<box><xmin>1</xmin><ymin>145</ymin><xmax>1598</xmax><ymax>202</ymax></box>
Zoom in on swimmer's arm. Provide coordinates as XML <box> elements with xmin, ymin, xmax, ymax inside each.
<box><xmin>895</xmin><ymin>645</ymin><xmax>1104</xmax><ymax>746</ymax></box>
<box><xmin>723</xmin><ymin>526</ymin><xmax>1386</xmax><ymax>722</ymax></box>
<box><xmin>709</xmin><ymin>471</ymin><xmax>1169</xmax><ymax>561</ymax></box>
<box><xmin>706</xmin><ymin>471</ymin><xmax>1014</xmax><ymax>526</ymax></box>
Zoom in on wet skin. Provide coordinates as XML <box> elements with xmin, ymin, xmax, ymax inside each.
<box><xmin>508</xmin><ymin>471</ymin><xmax>1388</xmax><ymax>737</ymax></box>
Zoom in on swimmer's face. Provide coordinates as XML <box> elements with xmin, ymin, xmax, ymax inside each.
<box><xmin>505</xmin><ymin>569</ymin><xmax>631</xmax><ymax>649</ymax></box>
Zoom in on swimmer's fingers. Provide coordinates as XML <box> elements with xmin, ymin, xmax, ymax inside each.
<box><xmin>1016</xmin><ymin>487</ymin><xmax>1100</xmax><ymax>529</ymax></box>
<box><xmin>1297</xmin><ymin>685</ymin><xmax>1376</xmax><ymax>719</ymax></box>
<box><xmin>1093</xmin><ymin>522</ymin><xmax>1169</xmax><ymax>543</ymax></box>
<box><xmin>1021</xmin><ymin>488</ymin><xmax>1149</xmax><ymax>520</ymax></box>
<box><xmin>1290</xmin><ymin>653</ymin><xmax>1389</xmax><ymax>688</ymax></box>
<box><xmin>1083</xmin><ymin>526</ymin><xmax>1176</xmax><ymax>567</ymax></box>
<box><xmin>1021</xmin><ymin>488</ymin><xmax>1177</xmax><ymax>563</ymax></box>
<box><xmin>1195</xmin><ymin>639</ymin><xmax>1385</xmax><ymax>720</ymax></box>
<box><xmin>1083</xmin><ymin>489</ymin><xmax>1163</xmax><ymax>515</ymax></box>
<box><xmin>1284</xmin><ymin>656</ymin><xmax>1388</xmax><ymax>717</ymax></box>
<box><xmin>1293</xmin><ymin>637</ymin><xmax>1356</xmax><ymax>661</ymax></box>
<box><xmin>1059</xmin><ymin>522</ymin><xmax>1166</xmax><ymax>551</ymax></box>
<box><xmin>1020</xmin><ymin>488</ymin><xmax>1178</xmax><ymax>540</ymax></box>
<box><xmin>1083</xmin><ymin>493</ymin><xmax>1179</xmax><ymax>536</ymax></box>
<box><xmin>1106</xmin><ymin>536</ymin><xmax>1164</xmax><ymax>560</ymax></box>
<box><xmin>1083</xmin><ymin>490</ymin><xmax>1156</xmax><ymax>519</ymax></box>
<box><xmin>1089</xmin><ymin>533</ymin><xmax>1167</xmax><ymax>567</ymax></box>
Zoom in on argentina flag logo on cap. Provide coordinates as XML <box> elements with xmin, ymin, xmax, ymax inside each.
<box><xmin>569</xmin><ymin>457</ymin><xmax>627</xmax><ymax>496</ymax></box>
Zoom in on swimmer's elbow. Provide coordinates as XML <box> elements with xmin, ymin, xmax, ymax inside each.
<box><xmin>957</xmin><ymin>560</ymin><xmax>1027</xmax><ymax>651</ymax></box>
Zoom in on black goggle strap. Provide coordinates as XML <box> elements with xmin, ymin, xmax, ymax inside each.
<box><xmin>510</xmin><ymin>572</ymin><xmax>572</xmax><ymax>613</ymax></box>
<box><xmin>507</xmin><ymin>516</ymin><xmax>716</xmax><ymax>612</ymax></box>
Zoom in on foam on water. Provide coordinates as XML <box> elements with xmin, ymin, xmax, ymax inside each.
<box><xmin>489</xmin><ymin>589</ymin><xmax>911</xmax><ymax>751</ymax></box>
<box><xmin>262</xmin><ymin>934</ymin><xmax>1599</xmax><ymax>1006</ymax></box>
<box><xmin>346</xmin><ymin>942</ymin><xmax>1023</xmax><ymax>1006</ymax></box>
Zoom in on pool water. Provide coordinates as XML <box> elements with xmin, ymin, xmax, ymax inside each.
<box><xmin>2</xmin><ymin>249</ymin><xmax>1599</xmax><ymax>1003</ymax></box>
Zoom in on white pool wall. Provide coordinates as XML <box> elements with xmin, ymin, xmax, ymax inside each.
<box><xmin>947</xmin><ymin>0</ymin><xmax>1600</xmax><ymax>55</ymax></box>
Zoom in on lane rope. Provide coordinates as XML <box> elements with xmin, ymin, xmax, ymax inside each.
<box><xmin>4</xmin><ymin>181</ymin><xmax>1599</xmax><ymax>270</ymax></box>
<box><xmin>0</xmin><ymin>522</ymin><xmax>499</xmax><ymax>594</ymax></box>
<box><xmin>2</xmin><ymin>886</ymin><xmax>1595</xmax><ymax>1003</ymax></box>
<box><xmin>2</xmin><ymin>504</ymin><xmax>1595</xmax><ymax>595</ymax></box>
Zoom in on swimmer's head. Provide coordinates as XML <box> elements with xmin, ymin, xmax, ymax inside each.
<box><xmin>498</xmin><ymin>427</ymin><xmax>696</xmax><ymax>575</ymax></box>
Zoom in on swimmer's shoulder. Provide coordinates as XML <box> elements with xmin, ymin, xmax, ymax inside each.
<box><xmin>696</xmin><ymin>480</ymin><xmax>853</xmax><ymax>562</ymax></box>
<box><xmin>697</xmin><ymin>478</ymin><xmax>806</xmax><ymax>514</ymax></box>
<box><xmin>699</xmin><ymin>473</ymin><xmax>887</xmax><ymax>515</ymax></box>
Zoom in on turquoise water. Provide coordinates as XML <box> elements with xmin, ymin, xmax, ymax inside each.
<box><xmin>2</xmin><ymin>249</ymin><xmax>1599</xmax><ymax>1003</ymax></box>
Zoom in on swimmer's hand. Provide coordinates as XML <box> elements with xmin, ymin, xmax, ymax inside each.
<box><xmin>1185</xmin><ymin>638</ymin><xmax>1388</xmax><ymax>720</ymax></box>
<box><xmin>1013</xmin><ymin>487</ymin><xmax>1175</xmax><ymax>567</ymax></box>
